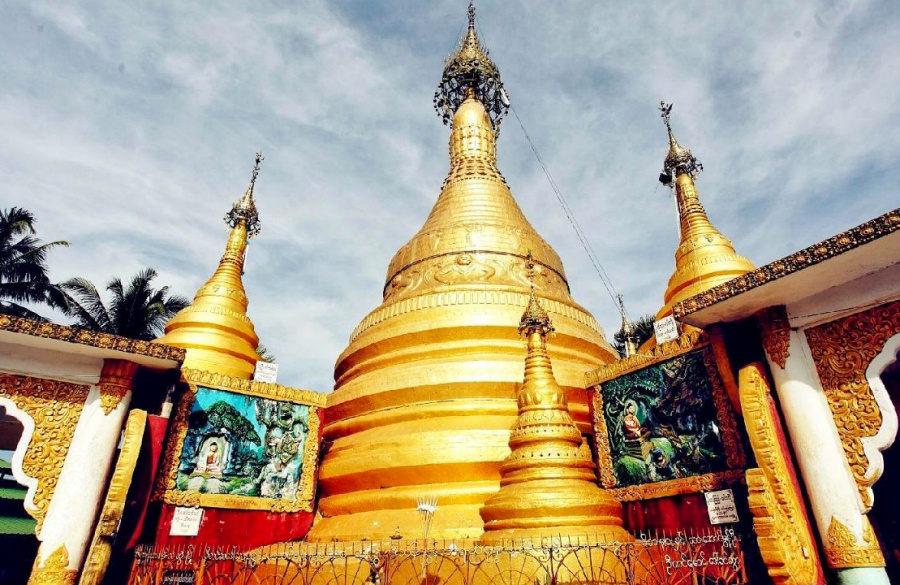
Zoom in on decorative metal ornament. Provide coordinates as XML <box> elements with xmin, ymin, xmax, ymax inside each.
<box><xmin>659</xmin><ymin>102</ymin><xmax>703</xmax><ymax>185</ymax></box>
<box><xmin>434</xmin><ymin>2</ymin><xmax>509</xmax><ymax>132</ymax></box>
<box><xmin>224</xmin><ymin>151</ymin><xmax>263</xmax><ymax>238</ymax></box>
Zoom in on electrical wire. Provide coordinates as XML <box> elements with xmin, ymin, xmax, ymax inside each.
<box><xmin>508</xmin><ymin>105</ymin><xmax>626</xmax><ymax>319</ymax></box>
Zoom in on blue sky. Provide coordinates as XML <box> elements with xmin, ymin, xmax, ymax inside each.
<box><xmin>3</xmin><ymin>1</ymin><xmax>898</xmax><ymax>391</ymax></box>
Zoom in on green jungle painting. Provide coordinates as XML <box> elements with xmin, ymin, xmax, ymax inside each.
<box><xmin>175</xmin><ymin>386</ymin><xmax>310</xmax><ymax>500</ymax></box>
<box><xmin>600</xmin><ymin>349</ymin><xmax>728</xmax><ymax>488</ymax></box>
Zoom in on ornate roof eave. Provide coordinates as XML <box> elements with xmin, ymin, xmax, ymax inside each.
<box><xmin>673</xmin><ymin>208</ymin><xmax>900</xmax><ymax>325</ymax></box>
<box><xmin>434</xmin><ymin>2</ymin><xmax>509</xmax><ymax>132</ymax></box>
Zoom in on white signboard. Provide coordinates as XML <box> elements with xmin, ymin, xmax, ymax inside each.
<box><xmin>654</xmin><ymin>315</ymin><xmax>679</xmax><ymax>345</ymax></box>
<box><xmin>704</xmin><ymin>489</ymin><xmax>739</xmax><ymax>525</ymax></box>
<box><xmin>254</xmin><ymin>361</ymin><xmax>278</xmax><ymax>383</ymax></box>
<box><xmin>169</xmin><ymin>507</ymin><xmax>203</xmax><ymax>536</ymax></box>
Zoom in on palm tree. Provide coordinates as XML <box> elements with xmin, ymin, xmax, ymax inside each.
<box><xmin>0</xmin><ymin>207</ymin><xmax>70</xmax><ymax>319</ymax></box>
<box><xmin>613</xmin><ymin>314</ymin><xmax>656</xmax><ymax>357</ymax></box>
<box><xmin>62</xmin><ymin>268</ymin><xmax>189</xmax><ymax>340</ymax></box>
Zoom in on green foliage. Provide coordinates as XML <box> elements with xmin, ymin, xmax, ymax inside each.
<box><xmin>0</xmin><ymin>207</ymin><xmax>70</xmax><ymax>320</ymax></box>
<box><xmin>62</xmin><ymin>268</ymin><xmax>189</xmax><ymax>340</ymax></box>
<box><xmin>256</xmin><ymin>343</ymin><xmax>276</xmax><ymax>363</ymax></box>
<box><xmin>205</xmin><ymin>401</ymin><xmax>261</xmax><ymax>445</ymax></box>
<box><xmin>612</xmin><ymin>314</ymin><xmax>656</xmax><ymax>357</ymax></box>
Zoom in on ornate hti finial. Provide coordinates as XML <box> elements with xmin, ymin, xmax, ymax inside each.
<box><xmin>658</xmin><ymin>102</ymin><xmax>702</xmax><ymax>186</ymax></box>
<box><xmin>519</xmin><ymin>254</ymin><xmax>553</xmax><ymax>336</ymax></box>
<box><xmin>434</xmin><ymin>2</ymin><xmax>509</xmax><ymax>131</ymax></box>
<box><xmin>225</xmin><ymin>151</ymin><xmax>263</xmax><ymax>238</ymax></box>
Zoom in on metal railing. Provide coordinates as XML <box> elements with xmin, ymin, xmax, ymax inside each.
<box><xmin>129</xmin><ymin>528</ymin><xmax>747</xmax><ymax>585</ymax></box>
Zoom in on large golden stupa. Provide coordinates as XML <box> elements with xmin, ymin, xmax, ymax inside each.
<box><xmin>307</xmin><ymin>6</ymin><xmax>617</xmax><ymax>542</ymax></box>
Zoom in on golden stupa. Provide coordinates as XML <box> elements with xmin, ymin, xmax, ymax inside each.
<box><xmin>656</xmin><ymin>103</ymin><xmax>754</xmax><ymax>319</ymax></box>
<box><xmin>308</xmin><ymin>5</ymin><xmax>617</xmax><ymax>542</ymax></box>
<box><xmin>480</xmin><ymin>283</ymin><xmax>626</xmax><ymax>543</ymax></box>
<box><xmin>157</xmin><ymin>153</ymin><xmax>263</xmax><ymax>378</ymax></box>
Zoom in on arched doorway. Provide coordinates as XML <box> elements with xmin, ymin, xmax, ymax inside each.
<box><xmin>870</xmin><ymin>346</ymin><xmax>900</xmax><ymax>581</ymax></box>
<box><xmin>0</xmin><ymin>405</ymin><xmax>39</xmax><ymax>585</ymax></box>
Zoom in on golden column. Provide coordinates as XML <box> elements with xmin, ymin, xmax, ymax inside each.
<box><xmin>156</xmin><ymin>153</ymin><xmax>263</xmax><ymax>379</ymax></box>
<box><xmin>656</xmin><ymin>103</ymin><xmax>754</xmax><ymax>320</ymax></box>
<box><xmin>308</xmin><ymin>5</ymin><xmax>617</xmax><ymax>542</ymax></box>
<box><xmin>480</xmin><ymin>283</ymin><xmax>627</xmax><ymax>543</ymax></box>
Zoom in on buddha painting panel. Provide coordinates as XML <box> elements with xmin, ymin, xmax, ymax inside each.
<box><xmin>174</xmin><ymin>386</ymin><xmax>310</xmax><ymax>500</ymax></box>
<box><xmin>597</xmin><ymin>349</ymin><xmax>731</xmax><ymax>492</ymax></box>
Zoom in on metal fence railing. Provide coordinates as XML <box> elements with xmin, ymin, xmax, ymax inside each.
<box><xmin>129</xmin><ymin>528</ymin><xmax>747</xmax><ymax>585</ymax></box>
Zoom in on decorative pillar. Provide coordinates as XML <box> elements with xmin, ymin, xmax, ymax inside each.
<box><xmin>30</xmin><ymin>359</ymin><xmax>139</xmax><ymax>585</ymax></box>
<box><xmin>756</xmin><ymin>307</ymin><xmax>887</xmax><ymax>585</ymax></box>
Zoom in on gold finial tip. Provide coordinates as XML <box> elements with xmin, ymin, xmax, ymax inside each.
<box><xmin>224</xmin><ymin>151</ymin><xmax>263</xmax><ymax>238</ymax></box>
<box><xmin>659</xmin><ymin>101</ymin><xmax>673</xmax><ymax>130</ymax></box>
<box><xmin>658</xmin><ymin>103</ymin><xmax>702</xmax><ymax>185</ymax></box>
<box><xmin>434</xmin><ymin>1</ymin><xmax>508</xmax><ymax>130</ymax></box>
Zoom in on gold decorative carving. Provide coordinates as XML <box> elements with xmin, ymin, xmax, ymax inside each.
<box><xmin>673</xmin><ymin>208</ymin><xmax>900</xmax><ymax>318</ymax></box>
<box><xmin>756</xmin><ymin>306</ymin><xmax>790</xmax><ymax>369</ymax></box>
<box><xmin>97</xmin><ymin>359</ymin><xmax>139</xmax><ymax>415</ymax></box>
<box><xmin>385</xmin><ymin>252</ymin><xmax>568</xmax><ymax>303</ymax></box>
<box><xmin>824</xmin><ymin>515</ymin><xmax>885</xmax><ymax>568</ymax></box>
<box><xmin>181</xmin><ymin>368</ymin><xmax>326</xmax><ymax>407</ymax></box>
<box><xmin>739</xmin><ymin>361</ymin><xmax>819</xmax><ymax>583</ymax></box>
<box><xmin>585</xmin><ymin>329</ymin><xmax>705</xmax><ymax>387</ymax></box>
<box><xmin>354</xmin><ymin>288</ymin><xmax>602</xmax><ymax>342</ymax></box>
<box><xmin>0</xmin><ymin>373</ymin><xmax>89</xmax><ymax>535</ymax></box>
<box><xmin>805</xmin><ymin>299</ymin><xmax>900</xmax><ymax>508</ymax></box>
<box><xmin>78</xmin><ymin>409</ymin><xmax>147</xmax><ymax>585</ymax></box>
<box><xmin>0</xmin><ymin>314</ymin><xmax>185</xmax><ymax>362</ymax></box>
<box><xmin>590</xmin><ymin>342</ymin><xmax>745</xmax><ymax>501</ymax></box>
<box><xmin>154</xmin><ymin>371</ymin><xmax>322</xmax><ymax>512</ymax></box>
<box><xmin>28</xmin><ymin>543</ymin><xmax>76</xmax><ymax>585</ymax></box>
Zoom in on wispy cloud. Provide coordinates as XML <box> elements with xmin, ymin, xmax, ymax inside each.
<box><xmin>2</xmin><ymin>0</ymin><xmax>897</xmax><ymax>390</ymax></box>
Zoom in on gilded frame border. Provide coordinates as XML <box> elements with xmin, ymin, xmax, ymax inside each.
<box><xmin>153</xmin><ymin>368</ymin><xmax>324</xmax><ymax>513</ymax></box>
<box><xmin>589</xmin><ymin>334</ymin><xmax>746</xmax><ymax>501</ymax></box>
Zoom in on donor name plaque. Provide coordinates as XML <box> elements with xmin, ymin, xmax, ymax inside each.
<box><xmin>169</xmin><ymin>506</ymin><xmax>203</xmax><ymax>536</ymax></box>
<box><xmin>705</xmin><ymin>488</ymin><xmax>739</xmax><ymax>524</ymax></box>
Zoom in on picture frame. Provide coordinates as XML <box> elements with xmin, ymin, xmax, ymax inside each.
<box><xmin>154</xmin><ymin>368</ymin><xmax>325</xmax><ymax>513</ymax></box>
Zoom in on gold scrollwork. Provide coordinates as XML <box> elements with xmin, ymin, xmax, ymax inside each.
<box><xmin>79</xmin><ymin>409</ymin><xmax>147</xmax><ymax>585</ymax></box>
<box><xmin>0</xmin><ymin>373</ymin><xmax>89</xmax><ymax>536</ymax></box>
<box><xmin>154</xmin><ymin>371</ymin><xmax>322</xmax><ymax>513</ymax></box>
<box><xmin>756</xmin><ymin>306</ymin><xmax>790</xmax><ymax>369</ymax></box>
<box><xmin>673</xmin><ymin>208</ymin><xmax>900</xmax><ymax>319</ymax></box>
<box><xmin>805</xmin><ymin>299</ymin><xmax>900</xmax><ymax>508</ymax></box>
<box><xmin>97</xmin><ymin>359</ymin><xmax>139</xmax><ymax>415</ymax></box>
<box><xmin>739</xmin><ymin>361</ymin><xmax>820</xmax><ymax>583</ymax></box>
<box><xmin>825</xmin><ymin>515</ymin><xmax>885</xmax><ymax>568</ymax></box>
<box><xmin>585</xmin><ymin>330</ymin><xmax>705</xmax><ymax>387</ymax></box>
<box><xmin>590</xmin><ymin>341</ymin><xmax>745</xmax><ymax>501</ymax></box>
<box><xmin>28</xmin><ymin>543</ymin><xmax>77</xmax><ymax>585</ymax></box>
<box><xmin>0</xmin><ymin>314</ymin><xmax>185</xmax><ymax>363</ymax></box>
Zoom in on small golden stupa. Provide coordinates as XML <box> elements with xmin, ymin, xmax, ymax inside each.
<box><xmin>656</xmin><ymin>103</ymin><xmax>754</xmax><ymax>319</ymax></box>
<box><xmin>480</xmin><ymin>279</ymin><xmax>627</xmax><ymax>543</ymax></box>
<box><xmin>156</xmin><ymin>153</ymin><xmax>264</xmax><ymax>378</ymax></box>
<box><xmin>307</xmin><ymin>5</ymin><xmax>617</xmax><ymax>542</ymax></box>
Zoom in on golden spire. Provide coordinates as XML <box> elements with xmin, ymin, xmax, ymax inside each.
<box><xmin>656</xmin><ymin>103</ymin><xmax>754</xmax><ymax>318</ymax></box>
<box><xmin>156</xmin><ymin>153</ymin><xmax>263</xmax><ymax>379</ymax></box>
<box><xmin>479</xmin><ymin>289</ymin><xmax>627</xmax><ymax>542</ymax></box>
